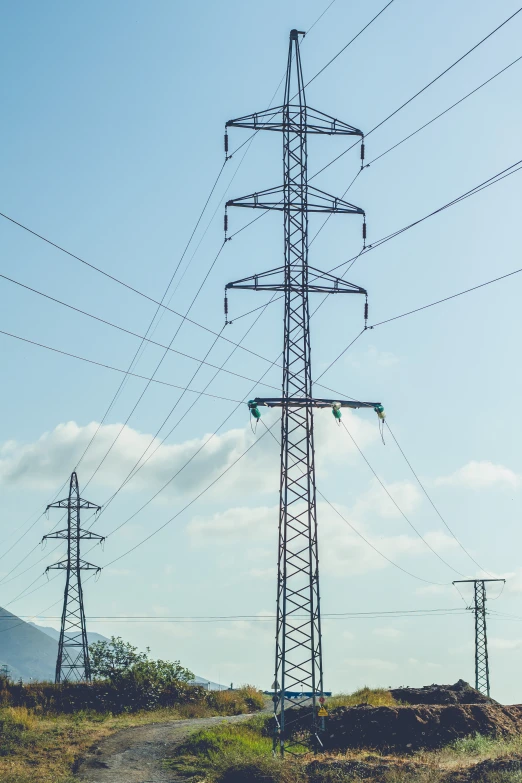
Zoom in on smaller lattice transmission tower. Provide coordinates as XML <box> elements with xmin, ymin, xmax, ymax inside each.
<box><xmin>43</xmin><ymin>472</ymin><xmax>103</xmax><ymax>683</ymax></box>
<box><xmin>453</xmin><ymin>578</ymin><xmax>505</xmax><ymax>697</ymax></box>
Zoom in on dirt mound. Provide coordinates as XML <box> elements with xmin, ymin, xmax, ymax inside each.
<box><xmin>282</xmin><ymin>703</ymin><xmax>522</xmax><ymax>752</ymax></box>
<box><xmin>391</xmin><ymin>679</ymin><xmax>497</xmax><ymax>706</ymax></box>
<box><xmin>445</xmin><ymin>755</ymin><xmax>522</xmax><ymax>782</ymax></box>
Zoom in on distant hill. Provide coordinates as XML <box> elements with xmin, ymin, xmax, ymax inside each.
<box><xmin>29</xmin><ymin>622</ymin><xmax>109</xmax><ymax>646</ymax></box>
<box><xmin>0</xmin><ymin>606</ymin><xmax>57</xmax><ymax>681</ymax></box>
<box><xmin>1</xmin><ymin>607</ymin><xmax>225</xmax><ymax>688</ymax></box>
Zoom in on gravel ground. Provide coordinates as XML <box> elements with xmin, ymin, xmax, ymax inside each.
<box><xmin>75</xmin><ymin>713</ymin><xmax>253</xmax><ymax>783</ymax></box>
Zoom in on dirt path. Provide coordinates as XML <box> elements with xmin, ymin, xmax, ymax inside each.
<box><xmin>75</xmin><ymin>713</ymin><xmax>252</xmax><ymax>783</ymax></box>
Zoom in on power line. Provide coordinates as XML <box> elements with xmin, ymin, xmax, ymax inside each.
<box><xmin>340</xmin><ymin>419</ymin><xmax>469</xmax><ymax>578</ymax></box>
<box><xmin>232</xmin><ymin>158</ymin><xmax>522</xmax><ymax>325</ymax></box>
<box><xmin>0</xmin><ymin>328</ymin><xmax>246</xmax><ymax>403</ymax></box>
<box><xmin>80</xmin><ymin>288</ymin><xmax>286</xmax><ymax>533</ymax></box>
<box><xmin>365</xmin><ymin>53</ymin><xmax>522</xmax><ymax>167</ymax></box>
<box><xmin>259</xmin><ymin>418</ymin><xmax>449</xmax><ymax>586</ymax></box>
<box><xmin>227</xmin><ymin>1</ymin><xmax>389</xmax><ymax>158</ymax></box>
<box><xmin>0</xmin><ymin>272</ymin><xmax>281</xmax><ymax>392</ymax></box>
<box><xmin>384</xmin><ymin>421</ymin><xmax>492</xmax><ymax>575</ymax></box>
<box><xmin>371</xmin><ymin>6</ymin><xmax>522</xmax><ymax>137</ymax></box>
<box><xmin>1</xmin><ymin>608</ymin><xmax>468</xmax><ymax>622</ymax></box>
<box><xmin>100</xmin><ymin>419</ymin><xmax>278</xmax><ymax>569</ymax></box>
<box><xmin>305</xmin><ymin>0</ymin><xmax>396</xmax><ymax>88</ymax></box>
<box><xmin>312</xmin><ymin>5</ymin><xmax>522</xmax><ymax>179</ymax></box>
<box><xmin>370</xmin><ymin>264</ymin><xmax>522</xmax><ymax>329</ymax></box>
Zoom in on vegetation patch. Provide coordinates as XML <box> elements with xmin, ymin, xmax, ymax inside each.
<box><xmin>165</xmin><ymin>688</ymin><xmax>522</xmax><ymax>783</ymax></box>
<box><xmin>0</xmin><ymin>637</ymin><xmax>264</xmax><ymax>783</ymax></box>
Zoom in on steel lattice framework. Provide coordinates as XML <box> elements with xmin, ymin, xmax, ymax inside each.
<box><xmin>43</xmin><ymin>472</ymin><xmax>103</xmax><ymax>683</ymax></box>
<box><xmin>225</xmin><ymin>30</ymin><xmax>380</xmax><ymax>754</ymax></box>
<box><xmin>453</xmin><ymin>578</ymin><xmax>505</xmax><ymax>697</ymax></box>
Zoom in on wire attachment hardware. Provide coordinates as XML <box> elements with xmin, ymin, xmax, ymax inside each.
<box><xmin>364</xmin><ymin>295</ymin><xmax>369</xmax><ymax>329</ymax></box>
<box><xmin>224</xmin><ymin>291</ymin><xmax>231</xmax><ymax>326</ymax></box>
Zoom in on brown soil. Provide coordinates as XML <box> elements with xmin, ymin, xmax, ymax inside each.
<box><xmin>391</xmin><ymin>679</ymin><xmax>497</xmax><ymax>706</ymax></box>
<box><xmin>319</xmin><ymin>703</ymin><xmax>522</xmax><ymax>752</ymax></box>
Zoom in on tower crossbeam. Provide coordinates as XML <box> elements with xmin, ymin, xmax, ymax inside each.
<box><xmin>43</xmin><ymin>472</ymin><xmax>103</xmax><ymax>683</ymax></box>
<box><xmin>225</xmin><ymin>29</ymin><xmax>379</xmax><ymax>755</ymax></box>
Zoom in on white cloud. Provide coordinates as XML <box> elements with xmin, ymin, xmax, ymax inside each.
<box><xmin>0</xmin><ymin>409</ymin><xmax>376</xmax><ymax>497</ymax></box>
<box><xmin>373</xmin><ymin>627</ymin><xmax>401</xmax><ymax>638</ymax></box>
<box><xmin>407</xmin><ymin>657</ymin><xmax>441</xmax><ymax>669</ymax></box>
<box><xmin>189</xmin><ymin>493</ymin><xmax>459</xmax><ymax>579</ymax></box>
<box><xmin>345</xmin><ymin>345</ymin><xmax>399</xmax><ymax>369</ymax></box>
<box><xmin>489</xmin><ymin>638</ymin><xmax>522</xmax><ymax>651</ymax></box>
<box><xmin>435</xmin><ymin>461</ymin><xmax>520</xmax><ymax>489</ymax></box>
<box><xmin>345</xmin><ymin>657</ymin><xmax>397</xmax><ymax>671</ymax></box>
<box><xmin>416</xmin><ymin>584</ymin><xmax>456</xmax><ymax>597</ymax></box>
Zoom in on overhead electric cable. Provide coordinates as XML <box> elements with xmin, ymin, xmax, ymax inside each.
<box><xmin>233</xmin><ymin>158</ymin><xmax>522</xmax><ymax>324</ymax></box>
<box><xmin>340</xmin><ymin>419</ymin><xmax>469</xmax><ymax>577</ymax></box>
<box><xmin>82</xmin><ymin>290</ymin><xmax>285</xmax><ymax>532</ymax></box>
<box><xmin>366</xmin><ymin>53</ymin><xmax>522</xmax><ymax>167</ymax></box>
<box><xmin>311</xmin><ymin>6</ymin><xmax>522</xmax><ymax>180</ymax></box>
<box><xmin>384</xmin><ymin>421</ymin><xmax>492</xmax><ymax>575</ymax></box>
<box><xmin>0</xmin><ymin>273</ymin><xmax>281</xmax><ymax>392</ymax></box>
<box><xmin>305</xmin><ymin>0</ymin><xmax>396</xmax><ymax>88</ymax></box>
<box><xmin>0</xmin><ymin>608</ymin><xmax>465</xmax><ymax>619</ymax></box>
<box><xmin>259</xmin><ymin>419</ymin><xmax>449</xmax><ymax>586</ymax></box>
<box><xmin>101</xmin><ymin>420</ymin><xmax>278</xmax><ymax>568</ymax></box>
<box><xmin>0</xmin><ymin>329</ymin><xmax>247</xmax><ymax>403</ymax></box>
<box><xmin>369</xmin><ymin>264</ymin><xmax>522</xmax><ymax>329</ymax></box>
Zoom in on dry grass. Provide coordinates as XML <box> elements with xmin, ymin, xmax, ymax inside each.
<box><xmin>0</xmin><ymin>686</ymin><xmax>265</xmax><ymax>783</ymax></box>
<box><xmin>327</xmin><ymin>686</ymin><xmax>398</xmax><ymax>709</ymax></box>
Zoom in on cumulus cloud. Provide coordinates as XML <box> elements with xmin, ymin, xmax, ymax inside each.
<box><xmin>345</xmin><ymin>657</ymin><xmax>397</xmax><ymax>671</ymax></box>
<box><xmin>489</xmin><ymin>638</ymin><xmax>522</xmax><ymax>651</ymax></box>
<box><xmin>373</xmin><ymin>627</ymin><xmax>401</xmax><ymax>639</ymax></box>
<box><xmin>189</xmin><ymin>497</ymin><xmax>460</xmax><ymax>578</ymax></box>
<box><xmin>345</xmin><ymin>345</ymin><xmax>400</xmax><ymax>369</ymax></box>
<box><xmin>0</xmin><ymin>408</ymin><xmax>376</xmax><ymax>497</ymax></box>
<box><xmin>435</xmin><ymin>461</ymin><xmax>520</xmax><ymax>489</ymax></box>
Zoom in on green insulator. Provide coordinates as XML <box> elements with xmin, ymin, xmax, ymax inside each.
<box><xmin>248</xmin><ymin>400</ymin><xmax>261</xmax><ymax>419</ymax></box>
<box><xmin>332</xmin><ymin>408</ymin><xmax>342</xmax><ymax>420</ymax></box>
<box><xmin>374</xmin><ymin>404</ymin><xmax>384</xmax><ymax>414</ymax></box>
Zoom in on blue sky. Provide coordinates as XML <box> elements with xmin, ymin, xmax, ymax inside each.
<box><xmin>0</xmin><ymin>0</ymin><xmax>522</xmax><ymax>701</ymax></box>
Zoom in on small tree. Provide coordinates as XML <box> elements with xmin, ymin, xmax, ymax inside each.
<box><xmin>89</xmin><ymin>636</ymin><xmax>194</xmax><ymax>686</ymax></box>
<box><xmin>89</xmin><ymin>636</ymin><xmax>148</xmax><ymax>681</ymax></box>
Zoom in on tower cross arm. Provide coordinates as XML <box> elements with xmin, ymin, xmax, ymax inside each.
<box><xmin>46</xmin><ymin>499</ymin><xmax>101</xmax><ymax>512</ymax></box>
<box><xmin>227</xmin><ymin>184</ymin><xmax>364</xmax><ymax>215</ymax></box>
<box><xmin>226</xmin><ymin>265</ymin><xmax>367</xmax><ymax>295</ymax></box>
<box><xmin>254</xmin><ymin>397</ymin><xmax>381</xmax><ymax>410</ymax></box>
<box><xmin>46</xmin><ymin>559</ymin><xmax>101</xmax><ymax>572</ymax></box>
<box><xmin>226</xmin><ymin>106</ymin><xmax>363</xmax><ymax>136</ymax></box>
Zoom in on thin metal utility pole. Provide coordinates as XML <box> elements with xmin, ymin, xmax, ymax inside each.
<box><xmin>225</xmin><ymin>29</ymin><xmax>381</xmax><ymax>754</ymax></box>
<box><xmin>453</xmin><ymin>578</ymin><xmax>505</xmax><ymax>697</ymax></box>
<box><xmin>43</xmin><ymin>472</ymin><xmax>104</xmax><ymax>683</ymax></box>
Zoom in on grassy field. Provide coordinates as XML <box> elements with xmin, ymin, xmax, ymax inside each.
<box><xmin>166</xmin><ymin>691</ymin><xmax>522</xmax><ymax>783</ymax></box>
<box><xmin>0</xmin><ymin>686</ymin><xmax>264</xmax><ymax>783</ymax></box>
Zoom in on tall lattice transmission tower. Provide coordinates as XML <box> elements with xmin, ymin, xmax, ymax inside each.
<box><xmin>453</xmin><ymin>578</ymin><xmax>505</xmax><ymax>697</ymax></box>
<box><xmin>225</xmin><ymin>30</ymin><xmax>381</xmax><ymax>753</ymax></box>
<box><xmin>43</xmin><ymin>472</ymin><xmax>103</xmax><ymax>683</ymax></box>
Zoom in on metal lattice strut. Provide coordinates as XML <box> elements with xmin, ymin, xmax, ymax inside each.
<box><xmin>225</xmin><ymin>30</ymin><xmax>376</xmax><ymax>754</ymax></box>
<box><xmin>453</xmin><ymin>579</ymin><xmax>505</xmax><ymax>697</ymax></box>
<box><xmin>43</xmin><ymin>472</ymin><xmax>104</xmax><ymax>683</ymax></box>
